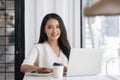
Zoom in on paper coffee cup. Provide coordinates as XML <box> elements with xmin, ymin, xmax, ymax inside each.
<box><xmin>53</xmin><ymin>63</ymin><xmax>64</xmax><ymax>78</ymax></box>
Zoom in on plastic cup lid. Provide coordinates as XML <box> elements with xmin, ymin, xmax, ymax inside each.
<box><xmin>53</xmin><ymin>63</ymin><xmax>63</xmax><ymax>66</ymax></box>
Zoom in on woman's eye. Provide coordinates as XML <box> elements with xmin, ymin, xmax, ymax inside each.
<box><xmin>47</xmin><ymin>25</ymin><xmax>52</xmax><ymax>28</ymax></box>
<box><xmin>48</xmin><ymin>26</ymin><xmax>51</xmax><ymax>28</ymax></box>
<box><xmin>56</xmin><ymin>26</ymin><xmax>60</xmax><ymax>28</ymax></box>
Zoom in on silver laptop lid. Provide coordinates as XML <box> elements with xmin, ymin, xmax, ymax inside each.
<box><xmin>66</xmin><ymin>48</ymin><xmax>103</xmax><ymax>76</ymax></box>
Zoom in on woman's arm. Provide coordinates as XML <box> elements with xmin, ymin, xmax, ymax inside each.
<box><xmin>21</xmin><ymin>64</ymin><xmax>53</xmax><ymax>73</ymax></box>
<box><xmin>20</xmin><ymin>64</ymin><xmax>39</xmax><ymax>73</ymax></box>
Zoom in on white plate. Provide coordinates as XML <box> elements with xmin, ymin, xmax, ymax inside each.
<box><xmin>26</xmin><ymin>72</ymin><xmax>53</xmax><ymax>76</ymax></box>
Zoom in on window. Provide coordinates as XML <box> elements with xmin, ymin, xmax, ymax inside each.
<box><xmin>82</xmin><ymin>0</ymin><xmax>120</xmax><ymax>75</ymax></box>
<box><xmin>0</xmin><ymin>0</ymin><xmax>15</xmax><ymax>80</ymax></box>
<box><xmin>0</xmin><ymin>0</ymin><xmax>24</xmax><ymax>80</ymax></box>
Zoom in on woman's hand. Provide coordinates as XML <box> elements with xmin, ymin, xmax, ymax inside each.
<box><xmin>64</xmin><ymin>66</ymin><xmax>67</xmax><ymax>72</ymax></box>
<box><xmin>37</xmin><ymin>66</ymin><xmax>67</xmax><ymax>73</ymax></box>
<box><xmin>37</xmin><ymin>68</ymin><xmax>53</xmax><ymax>73</ymax></box>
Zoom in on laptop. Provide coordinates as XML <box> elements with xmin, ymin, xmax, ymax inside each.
<box><xmin>66</xmin><ymin>48</ymin><xmax>103</xmax><ymax>76</ymax></box>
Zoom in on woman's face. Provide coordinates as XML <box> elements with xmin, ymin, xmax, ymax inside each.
<box><xmin>44</xmin><ymin>18</ymin><xmax>61</xmax><ymax>41</ymax></box>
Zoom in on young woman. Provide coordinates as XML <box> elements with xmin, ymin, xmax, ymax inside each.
<box><xmin>21</xmin><ymin>13</ymin><xmax>71</xmax><ymax>73</ymax></box>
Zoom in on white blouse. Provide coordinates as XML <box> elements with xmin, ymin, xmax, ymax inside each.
<box><xmin>22</xmin><ymin>41</ymin><xmax>68</xmax><ymax>68</ymax></box>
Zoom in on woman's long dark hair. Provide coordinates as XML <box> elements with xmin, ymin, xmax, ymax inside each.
<box><xmin>38</xmin><ymin>13</ymin><xmax>71</xmax><ymax>60</ymax></box>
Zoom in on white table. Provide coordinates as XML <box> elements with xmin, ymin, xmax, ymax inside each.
<box><xmin>23</xmin><ymin>73</ymin><xmax>120</xmax><ymax>80</ymax></box>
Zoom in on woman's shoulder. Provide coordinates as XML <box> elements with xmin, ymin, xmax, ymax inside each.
<box><xmin>34</xmin><ymin>42</ymin><xmax>47</xmax><ymax>48</ymax></box>
<box><xmin>34</xmin><ymin>43</ymin><xmax>44</xmax><ymax>48</ymax></box>
<box><xmin>33</xmin><ymin>42</ymin><xmax>47</xmax><ymax>54</ymax></box>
